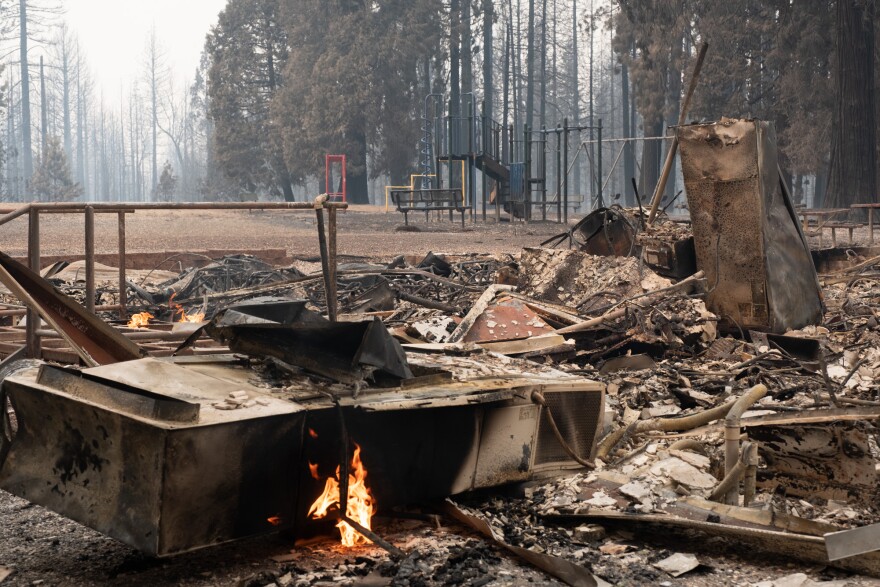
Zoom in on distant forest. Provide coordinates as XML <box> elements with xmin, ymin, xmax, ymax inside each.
<box><xmin>0</xmin><ymin>0</ymin><xmax>877</xmax><ymax>209</ymax></box>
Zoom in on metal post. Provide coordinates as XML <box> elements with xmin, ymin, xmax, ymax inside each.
<box><xmin>26</xmin><ymin>208</ymin><xmax>40</xmax><ymax>358</ymax></box>
<box><xmin>541</xmin><ymin>125</ymin><xmax>547</xmax><ymax>221</ymax></box>
<box><xmin>523</xmin><ymin>124</ymin><xmax>531</xmax><ymax>223</ymax></box>
<box><xmin>327</xmin><ymin>206</ymin><xmax>339</xmax><ymax>320</ymax></box>
<box><xmin>597</xmin><ymin>119</ymin><xmax>604</xmax><ymax>210</ymax></box>
<box><xmin>481</xmin><ymin>102</ymin><xmax>487</xmax><ymax>222</ymax></box>
<box><xmin>118</xmin><ymin>211</ymin><xmax>127</xmax><ymax>319</ymax></box>
<box><xmin>85</xmin><ymin>206</ymin><xmax>96</xmax><ymax>314</ymax></box>
<box><xmin>563</xmin><ymin>117</ymin><xmax>569</xmax><ymax>224</ymax></box>
<box><xmin>508</xmin><ymin>123</ymin><xmax>514</xmax><ymax>164</ymax></box>
<box><xmin>556</xmin><ymin>125</ymin><xmax>562</xmax><ymax>223</ymax></box>
<box><xmin>315</xmin><ymin>206</ymin><xmax>337</xmax><ymax>322</ymax></box>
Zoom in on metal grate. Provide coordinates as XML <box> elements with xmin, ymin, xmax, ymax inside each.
<box><xmin>534</xmin><ymin>388</ymin><xmax>603</xmax><ymax>465</ymax></box>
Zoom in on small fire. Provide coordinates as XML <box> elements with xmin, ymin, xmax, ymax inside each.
<box><xmin>127</xmin><ymin>312</ymin><xmax>154</xmax><ymax>328</ymax></box>
<box><xmin>267</xmin><ymin>516</ymin><xmax>282</xmax><ymax>526</ymax></box>
<box><xmin>307</xmin><ymin>444</ymin><xmax>376</xmax><ymax>547</ymax></box>
<box><xmin>168</xmin><ymin>292</ymin><xmax>206</xmax><ymax>323</ymax></box>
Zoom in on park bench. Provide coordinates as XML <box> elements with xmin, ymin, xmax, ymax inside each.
<box><xmin>391</xmin><ymin>189</ymin><xmax>468</xmax><ymax>227</ymax></box>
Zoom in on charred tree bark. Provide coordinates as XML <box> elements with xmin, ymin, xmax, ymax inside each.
<box><xmin>826</xmin><ymin>0</ymin><xmax>876</xmax><ymax>217</ymax></box>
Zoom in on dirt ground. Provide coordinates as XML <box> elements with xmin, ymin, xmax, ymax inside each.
<box><xmin>0</xmin><ymin>206</ymin><xmax>570</xmax><ymax>261</ymax></box>
<box><xmin>1</xmin><ymin>205</ymin><xmax>880</xmax><ymax>586</ymax></box>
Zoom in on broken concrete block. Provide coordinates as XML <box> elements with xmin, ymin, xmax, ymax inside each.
<box><xmin>653</xmin><ymin>552</ymin><xmax>700</xmax><ymax>577</ymax></box>
<box><xmin>650</xmin><ymin>457</ymin><xmax>718</xmax><ymax>490</ymax></box>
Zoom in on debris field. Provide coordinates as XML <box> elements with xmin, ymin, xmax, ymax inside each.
<box><xmin>2</xmin><ymin>123</ymin><xmax>880</xmax><ymax>586</ymax></box>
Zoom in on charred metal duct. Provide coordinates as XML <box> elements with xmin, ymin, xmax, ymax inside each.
<box><xmin>677</xmin><ymin>118</ymin><xmax>823</xmax><ymax>333</ymax></box>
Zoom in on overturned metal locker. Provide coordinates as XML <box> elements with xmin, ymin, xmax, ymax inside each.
<box><xmin>677</xmin><ymin>118</ymin><xmax>822</xmax><ymax>333</ymax></box>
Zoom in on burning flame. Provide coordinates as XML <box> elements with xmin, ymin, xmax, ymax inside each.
<box><xmin>267</xmin><ymin>516</ymin><xmax>282</xmax><ymax>526</ymax></box>
<box><xmin>127</xmin><ymin>312</ymin><xmax>153</xmax><ymax>328</ymax></box>
<box><xmin>168</xmin><ymin>292</ymin><xmax>206</xmax><ymax>323</ymax></box>
<box><xmin>307</xmin><ymin>444</ymin><xmax>376</xmax><ymax>547</ymax></box>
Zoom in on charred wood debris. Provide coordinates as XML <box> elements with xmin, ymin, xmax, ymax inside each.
<box><xmin>5</xmin><ymin>219</ymin><xmax>880</xmax><ymax>585</ymax></box>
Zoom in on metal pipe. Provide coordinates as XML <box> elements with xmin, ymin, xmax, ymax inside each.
<box><xmin>85</xmin><ymin>206</ymin><xmax>96</xmax><ymax>314</ymax></box>
<box><xmin>555</xmin><ymin>125</ymin><xmax>562</xmax><ymax>223</ymax></box>
<box><xmin>724</xmin><ymin>384</ymin><xmax>767</xmax><ymax>504</ymax></box>
<box><xmin>708</xmin><ymin>442</ymin><xmax>752</xmax><ymax>503</ymax></box>
<box><xmin>314</xmin><ymin>205</ymin><xmax>336</xmax><ymax>322</ymax></box>
<box><xmin>26</xmin><ymin>208</ymin><xmax>40</xmax><ymax>359</ymax></box>
<box><xmin>118</xmin><ymin>212</ymin><xmax>127</xmax><ymax>319</ymax></box>
<box><xmin>742</xmin><ymin>442</ymin><xmax>759</xmax><ymax>506</ymax></box>
<box><xmin>563</xmin><ymin>117</ymin><xmax>569</xmax><ymax>223</ymax></box>
<box><xmin>27</xmin><ymin>201</ymin><xmax>346</xmax><ymax>211</ymax></box>
<box><xmin>327</xmin><ymin>206</ymin><xmax>339</xmax><ymax>321</ymax></box>
<box><xmin>37</xmin><ymin>328</ymin><xmax>199</xmax><ymax>341</ymax></box>
<box><xmin>0</xmin><ymin>304</ymin><xmax>122</xmax><ymax>318</ymax></box>
<box><xmin>596</xmin><ymin>119</ymin><xmax>603</xmax><ymax>210</ymax></box>
<box><xmin>0</xmin><ymin>203</ymin><xmax>32</xmax><ymax>228</ymax></box>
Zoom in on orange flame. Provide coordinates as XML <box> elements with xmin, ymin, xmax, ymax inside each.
<box><xmin>267</xmin><ymin>516</ymin><xmax>282</xmax><ymax>526</ymax></box>
<box><xmin>307</xmin><ymin>444</ymin><xmax>376</xmax><ymax>547</ymax></box>
<box><xmin>127</xmin><ymin>312</ymin><xmax>154</xmax><ymax>328</ymax></box>
<box><xmin>168</xmin><ymin>292</ymin><xmax>205</xmax><ymax>323</ymax></box>
<box><xmin>309</xmin><ymin>428</ymin><xmax>319</xmax><ymax>439</ymax></box>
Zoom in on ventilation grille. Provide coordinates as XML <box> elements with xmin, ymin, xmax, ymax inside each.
<box><xmin>534</xmin><ymin>388</ymin><xmax>603</xmax><ymax>466</ymax></box>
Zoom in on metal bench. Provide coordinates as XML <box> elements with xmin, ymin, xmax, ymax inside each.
<box><xmin>390</xmin><ymin>189</ymin><xmax>468</xmax><ymax>227</ymax></box>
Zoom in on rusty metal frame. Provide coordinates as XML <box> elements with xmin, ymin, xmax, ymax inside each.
<box><xmin>0</xmin><ymin>201</ymin><xmax>347</xmax><ymax>359</ymax></box>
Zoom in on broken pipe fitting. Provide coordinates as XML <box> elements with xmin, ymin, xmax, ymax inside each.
<box><xmin>742</xmin><ymin>442</ymin><xmax>760</xmax><ymax>506</ymax></box>
<box><xmin>723</xmin><ymin>384</ymin><xmax>767</xmax><ymax>505</ymax></box>
<box><xmin>708</xmin><ymin>441</ymin><xmax>756</xmax><ymax>503</ymax></box>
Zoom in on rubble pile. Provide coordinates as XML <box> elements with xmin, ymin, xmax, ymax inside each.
<box><xmin>6</xmin><ymin>213</ymin><xmax>880</xmax><ymax>584</ymax></box>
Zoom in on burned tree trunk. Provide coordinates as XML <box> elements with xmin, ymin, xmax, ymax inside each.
<box><xmin>826</xmin><ymin>0</ymin><xmax>876</xmax><ymax>216</ymax></box>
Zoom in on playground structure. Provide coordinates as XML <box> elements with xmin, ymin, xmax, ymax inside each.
<box><xmin>389</xmin><ymin>93</ymin><xmax>607</xmax><ymax>223</ymax></box>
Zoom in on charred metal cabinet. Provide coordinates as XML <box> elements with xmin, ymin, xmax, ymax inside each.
<box><xmin>677</xmin><ymin>119</ymin><xmax>822</xmax><ymax>333</ymax></box>
<box><xmin>0</xmin><ymin>359</ymin><xmax>306</xmax><ymax>557</ymax></box>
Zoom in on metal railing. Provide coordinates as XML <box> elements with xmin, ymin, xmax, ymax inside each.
<box><xmin>0</xmin><ymin>199</ymin><xmax>347</xmax><ymax>359</ymax></box>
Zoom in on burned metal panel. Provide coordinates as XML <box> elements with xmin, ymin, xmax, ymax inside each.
<box><xmin>750</xmin><ymin>422</ymin><xmax>878</xmax><ymax>504</ymax></box>
<box><xmin>158</xmin><ymin>415</ymin><xmax>304</xmax><ymax>555</ymax></box>
<box><xmin>0</xmin><ymin>376</ymin><xmax>165</xmax><ymax>554</ymax></box>
<box><xmin>677</xmin><ymin>119</ymin><xmax>822</xmax><ymax>332</ymax></box>
<box><xmin>206</xmin><ymin>301</ymin><xmax>413</xmax><ymax>384</ymax></box>
<box><xmin>0</xmin><ymin>361</ymin><xmax>307</xmax><ymax>557</ymax></box>
<box><xmin>473</xmin><ymin>404</ymin><xmax>539</xmax><ymax>487</ymax></box>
